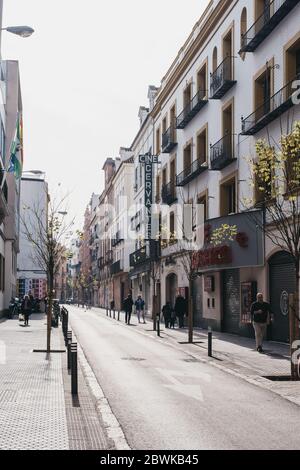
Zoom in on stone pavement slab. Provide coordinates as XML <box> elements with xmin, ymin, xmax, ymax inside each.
<box><xmin>0</xmin><ymin>315</ymin><xmax>68</xmax><ymax>450</ymax></box>
<box><xmin>0</xmin><ymin>314</ymin><xmax>112</xmax><ymax>450</ymax></box>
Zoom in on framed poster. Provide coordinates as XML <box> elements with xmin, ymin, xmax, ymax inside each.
<box><xmin>240</xmin><ymin>281</ymin><xmax>257</xmax><ymax>324</ymax></box>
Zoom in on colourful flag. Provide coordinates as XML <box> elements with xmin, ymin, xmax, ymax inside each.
<box><xmin>7</xmin><ymin>114</ymin><xmax>23</xmax><ymax>179</ymax></box>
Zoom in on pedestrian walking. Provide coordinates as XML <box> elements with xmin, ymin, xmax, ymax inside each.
<box><xmin>123</xmin><ymin>293</ymin><xmax>134</xmax><ymax>325</ymax></box>
<box><xmin>162</xmin><ymin>302</ymin><xmax>172</xmax><ymax>328</ymax></box>
<box><xmin>174</xmin><ymin>294</ymin><xmax>187</xmax><ymax>329</ymax></box>
<box><xmin>135</xmin><ymin>295</ymin><xmax>146</xmax><ymax>323</ymax></box>
<box><xmin>250</xmin><ymin>293</ymin><xmax>273</xmax><ymax>353</ymax></box>
<box><xmin>21</xmin><ymin>295</ymin><xmax>32</xmax><ymax>327</ymax></box>
<box><xmin>170</xmin><ymin>306</ymin><xmax>177</xmax><ymax>329</ymax></box>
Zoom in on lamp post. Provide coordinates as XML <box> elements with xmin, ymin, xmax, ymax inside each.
<box><xmin>1</xmin><ymin>26</ymin><xmax>34</xmax><ymax>38</ymax></box>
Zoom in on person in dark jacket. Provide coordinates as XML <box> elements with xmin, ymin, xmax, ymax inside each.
<box><xmin>21</xmin><ymin>295</ymin><xmax>32</xmax><ymax>326</ymax></box>
<box><xmin>250</xmin><ymin>293</ymin><xmax>273</xmax><ymax>353</ymax></box>
<box><xmin>162</xmin><ymin>302</ymin><xmax>172</xmax><ymax>328</ymax></box>
<box><xmin>174</xmin><ymin>295</ymin><xmax>187</xmax><ymax>329</ymax></box>
<box><xmin>135</xmin><ymin>295</ymin><xmax>145</xmax><ymax>324</ymax></box>
<box><xmin>123</xmin><ymin>294</ymin><xmax>134</xmax><ymax>325</ymax></box>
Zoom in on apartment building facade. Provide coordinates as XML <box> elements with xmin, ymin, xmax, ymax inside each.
<box><xmin>150</xmin><ymin>0</ymin><xmax>300</xmax><ymax>342</ymax></box>
<box><xmin>17</xmin><ymin>173</ymin><xmax>48</xmax><ymax>300</ymax></box>
<box><xmin>110</xmin><ymin>148</ymin><xmax>135</xmax><ymax>311</ymax></box>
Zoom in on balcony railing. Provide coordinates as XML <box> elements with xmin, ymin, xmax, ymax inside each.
<box><xmin>241</xmin><ymin>76</ymin><xmax>300</xmax><ymax>135</ymax></box>
<box><xmin>210</xmin><ymin>134</ymin><xmax>236</xmax><ymax>171</ymax></box>
<box><xmin>176</xmin><ymin>159</ymin><xmax>208</xmax><ymax>186</ymax></box>
<box><xmin>210</xmin><ymin>56</ymin><xmax>236</xmax><ymax>99</ymax></box>
<box><xmin>162</xmin><ymin>126</ymin><xmax>177</xmax><ymax>153</ymax></box>
<box><xmin>111</xmin><ymin>230</ymin><xmax>123</xmax><ymax>247</ymax></box>
<box><xmin>110</xmin><ymin>259</ymin><xmax>123</xmax><ymax>275</ymax></box>
<box><xmin>130</xmin><ymin>241</ymin><xmax>160</xmax><ymax>268</ymax></box>
<box><xmin>161</xmin><ymin>182</ymin><xmax>177</xmax><ymax>205</ymax></box>
<box><xmin>176</xmin><ymin>89</ymin><xmax>208</xmax><ymax>129</ymax></box>
<box><xmin>240</xmin><ymin>0</ymin><xmax>299</xmax><ymax>53</ymax></box>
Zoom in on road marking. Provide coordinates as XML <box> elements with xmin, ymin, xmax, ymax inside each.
<box><xmin>70</xmin><ymin>320</ymin><xmax>131</xmax><ymax>450</ymax></box>
<box><xmin>156</xmin><ymin>368</ymin><xmax>211</xmax><ymax>402</ymax></box>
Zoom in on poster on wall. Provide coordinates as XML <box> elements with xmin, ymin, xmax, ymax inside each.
<box><xmin>241</xmin><ymin>281</ymin><xmax>257</xmax><ymax>324</ymax></box>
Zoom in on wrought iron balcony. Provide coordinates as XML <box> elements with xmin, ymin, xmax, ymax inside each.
<box><xmin>162</xmin><ymin>126</ymin><xmax>177</xmax><ymax>153</ymax></box>
<box><xmin>129</xmin><ymin>241</ymin><xmax>160</xmax><ymax>268</ymax></box>
<box><xmin>161</xmin><ymin>182</ymin><xmax>177</xmax><ymax>205</ymax></box>
<box><xmin>210</xmin><ymin>134</ymin><xmax>236</xmax><ymax>171</ymax></box>
<box><xmin>110</xmin><ymin>260</ymin><xmax>123</xmax><ymax>275</ymax></box>
<box><xmin>176</xmin><ymin>159</ymin><xmax>208</xmax><ymax>186</ymax></box>
<box><xmin>111</xmin><ymin>230</ymin><xmax>123</xmax><ymax>247</ymax></box>
<box><xmin>240</xmin><ymin>0</ymin><xmax>299</xmax><ymax>53</ymax></box>
<box><xmin>210</xmin><ymin>56</ymin><xmax>236</xmax><ymax>99</ymax></box>
<box><xmin>241</xmin><ymin>76</ymin><xmax>299</xmax><ymax>135</ymax></box>
<box><xmin>176</xmin><ymin>89</ymin><xmax>208</xmax><ymax>129</ymax></box>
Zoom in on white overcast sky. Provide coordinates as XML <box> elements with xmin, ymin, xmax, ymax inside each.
<box><xmin>2</xmin><ymin>0</ymin><xmax>209</xmax><ymax>229</ymax></box>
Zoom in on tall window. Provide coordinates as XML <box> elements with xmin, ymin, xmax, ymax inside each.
<box><xmin>212</xmin><ymin>47</ymin><xmax>218</xmax><ymax>72</ymax></box>
<box><xmin>156</xmin><ymin>127</ymin><xmax>161</xmax><ymax>155</ymax></box>
<box><xmin>220</xmin><ymin>177</ymin><xmax>236</xmax><ymax>216</ymax></box>
<box><xmin>197</xmin><ymin>62</ymin><xmax>207</xmax><ymax>98</ymax></box>
<box><xmin>240</xmin><ymin>8</ymin><xmax>247</xmax><ymax>50</ymax></box>
<box><xmin>197</xmin><ymin>127</ymin><xmax>207</xmax><ymax>165</ymax></box>
<box><xmin>184</xmin><ymin>143</ymin><xmax>192</xmax><ymax>176</ymax></box>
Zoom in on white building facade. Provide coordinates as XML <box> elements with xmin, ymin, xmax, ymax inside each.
<box><xmin>17</xmin><ymin>173</ymin><xmax>48</xmax><ymax>300</ymax></box>
<box><xmin>150</xmin><ymin>0</ymin><xmax>300</xmax><ymax>342</ymax></box>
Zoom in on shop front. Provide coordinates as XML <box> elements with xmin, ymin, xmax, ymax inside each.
<box><xmin>192</xmin><ymin>211</ymin><xmax>264</xmax><ymax>336</ymax></box>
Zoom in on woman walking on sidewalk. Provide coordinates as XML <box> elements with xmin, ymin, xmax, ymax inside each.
<box><xmin>21</xmin><ymin>295</ymin><xmax>32</xmax><ymax>327</ymax></box>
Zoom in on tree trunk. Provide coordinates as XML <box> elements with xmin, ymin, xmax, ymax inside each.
<box><xmin>188</xmin><ymin>278</ymin><xmax>193</xmax><ymax>344</ymax></box>
<box><xmin>46</xmin><ymin>274</ymin><xmax>53</xmax><ymax>357</ymax></box>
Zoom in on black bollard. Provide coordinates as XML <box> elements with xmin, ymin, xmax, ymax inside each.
<box><xmin>208</xmin><ymin>327</ymin><xmax>212</xmax><ymax>357</ymax></box>
<box><xmin>71</xmin><ymin>343</ymin><xmax>78</xmax><ymax>396</ymax></box>
<box><xmin>156</xmin><ymin>314</ymin><xmax>160</xmax><ymax>337</ymax></box>
<box><xmin>117</xmin><ymin>310</ymin><xmax>120</xmax><ymax>321</ymax></box>
<box><xmin>67</xmin><ymin>331</ymin><xmax>72</xmax><ymax>369</ymax></box>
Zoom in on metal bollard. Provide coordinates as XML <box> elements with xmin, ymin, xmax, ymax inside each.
<box><xmin>208</xmin><ymin>327</ymin><xmax>212</xmax><ymax>357</ymax></box>
<box><xmin>117</xmin><ymin>310</ymin><xmax>120</xmax><ymax>321</ymax></box>
<box><xmin>67</xmin><ymin>331</ymin><xmax>72</xmax><ymax>369</ymax></box>
<box><xmin>113</xmin><ymin>309</ymin><xmax>115</xmax><ymax>319</ymax></box>
<box><xmin>71</xmin><ymin>342</ymin><xmax>78</xmax><ymax>396</ymax></box>
<box><xmin>156</xmin><ymin>314</ymin><xmax>160</xmax><ymax>337</ymax></box>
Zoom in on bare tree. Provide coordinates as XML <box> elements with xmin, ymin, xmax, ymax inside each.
<box><xmin>21</xmin><ymin>193</ymin><xmax>74</xmax><ymax>356</ymax></box>
<box><xmin>160</xmin><ymin>186</ymin><xmax>204</xmax><ymax>343</ymax></box>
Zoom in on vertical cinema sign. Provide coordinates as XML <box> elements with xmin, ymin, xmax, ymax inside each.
<box><xmin>139</xmin><ymin>153</ymin><xmax>160</xmax><ymax>240</ymax></box>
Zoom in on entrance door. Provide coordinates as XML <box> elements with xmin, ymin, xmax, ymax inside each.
<box><xmin>269</xmin><ymin>252</ymin><xmax>296</xmax><ymax>343</ymax></box>
<box><xmin>166</xmin><ymin>273</ymin><xmax>178</xmax><ymax>309</ymax></box>
<box><xmin>222</xmin><ymin>269</ymin><xmax>241</xmax><ymax>335</ymax></box>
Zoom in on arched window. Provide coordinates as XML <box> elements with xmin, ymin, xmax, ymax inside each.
<box><xmin>240</xmin><ymin>8</ymin><xmax>247</xmax><ymax>50</ymax></box>
<box><xmin>212</xmin><ymin>47</ymin><xmax>218</xmax><ymax>72</ymax></box>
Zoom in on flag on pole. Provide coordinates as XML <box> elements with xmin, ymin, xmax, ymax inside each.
<box><xmin>7</xmin><ymin>114</ymin><xmax>23</xmax><ymax>179</ymax></box>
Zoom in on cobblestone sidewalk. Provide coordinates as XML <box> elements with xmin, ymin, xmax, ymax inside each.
<box><xmin>0</xmin><ymin>314</ymin><xmax>111</xmax><ymax>450</ymax></box>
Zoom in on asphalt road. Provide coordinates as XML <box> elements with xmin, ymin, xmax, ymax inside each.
<box><xmin>69</xmin><ymin>306</ymin><xmax>300</xmax><ymax>450</ymax></box>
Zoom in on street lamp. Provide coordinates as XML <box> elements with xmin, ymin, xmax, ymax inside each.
<box><xmin>1</xmin><ymin>26</ymin><xmax>34</xmax><ymax>38</ymax></box>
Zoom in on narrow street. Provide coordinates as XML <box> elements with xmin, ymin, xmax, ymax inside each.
<box><xmin>69</xmin><ymin>306</ymin><xmax>300</xmax><ymax>450</ymax></box>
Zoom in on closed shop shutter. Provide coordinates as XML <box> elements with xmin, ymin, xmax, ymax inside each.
<box><xmin>223</xmin><ymin>269</ymin><xmax>241</xmax><ymax>335</ymax></box>
<box><xmin>269</xmin><ymin>252</ymin><xmax>296</xmax><ymax>343</ymax></box>
<box><xmin>192</xmin><ymin>276</ymin><xmax>202</xmax><ymax>327</ymax></box>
